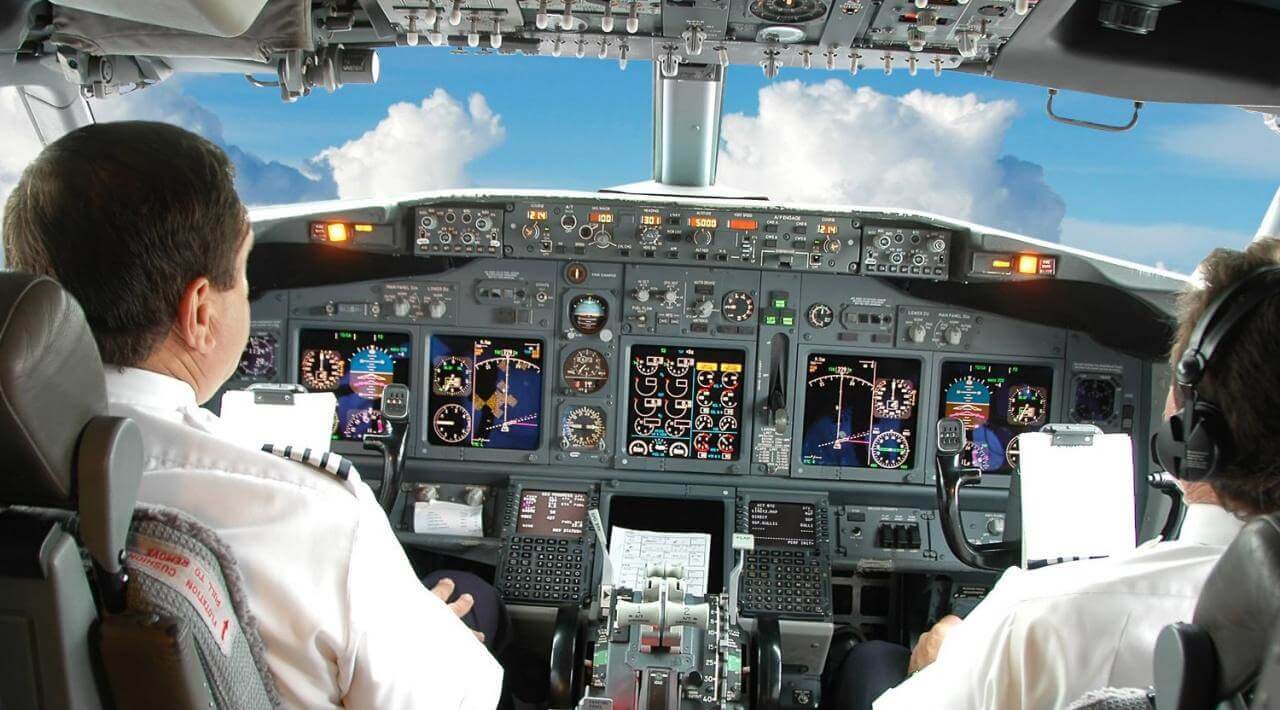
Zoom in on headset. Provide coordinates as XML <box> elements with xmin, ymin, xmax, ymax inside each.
<box><xmin>1152</xmin><ymin>265</ymin><xmax>1280</xmax><ymax>481</ymax></box>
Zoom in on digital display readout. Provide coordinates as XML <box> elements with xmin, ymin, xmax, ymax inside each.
<box><xmin>526</xmin><ymin>208</ymin><xmax>549</xmax><ymax>221</ymax></box>
<box><xmin>728</xmin><ymin>218</ymin><xmax>760</xmax><ymax>231</ymax></box>
<box><xmin>748</xmin><ymin>501</ymin><xmax>817</xmax><ymax>548</ymax></box>
<box><xmin>688</xmin><ymin>216</ymin><xmax>719</xmax><ymax>229</ymax></box>
<box><xmin>801</xmin><ymin>354</ymin><xmax>921</xmax><ymax>470</ymax></box>
<box><xmin>427</xmin><ymin>335</ymin><xmax>544</xmax><ymax>451</ymax></box>
<box><xmin>298</xmin><ymin>330</ymin><xmax>413</xmax><ymax>441</ymax></box>
<box><xmin>939</xmin><ymin>361</ymin><xmax>1055</xmax><ymax>473</ymax></box>
<box><xmin>640</xmin><ymin>214</ymin><xmax>663</xmax><ymax>226</ymax></box>
<box><xmin>589</xmin><ymin>211</ymin><xmax>614</xmax><ymax>224</ymax></box>
<box><xmin>625</xmin><ymin>345</ymin><xmax>745</xmax><ymax>461</ymax></box>
<box><xmin>517</xmin><ymin>490</ymin><xmax>588</xmax><ymax>537</ymax></box>
<box><xmin>818</xmin><ymin>223</ymin><xmax>839</xmax><ymax>235</ymax></box>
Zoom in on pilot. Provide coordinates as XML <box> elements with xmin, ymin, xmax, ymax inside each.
<box><xmin>826</xmin><ymin>238</ymin><xmax>1280</xmax><ymax>710</ymax></box>
<box><xmin>3</xmin><ymin>121</ymin><xmax>504</xmax><ymax>709</ymax></box>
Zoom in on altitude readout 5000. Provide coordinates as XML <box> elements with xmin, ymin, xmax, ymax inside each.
<box><xmin>800</xmin><ymin>354</ymin><xmax>921</xmax><ymax>470</ymax></box>
<box><xmin>625</xmin><ymin>345</ymin><xmax>746</xmax><ymax>461</ymax></box>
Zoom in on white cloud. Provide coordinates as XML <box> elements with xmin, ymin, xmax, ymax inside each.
<box><xmin>1154</xmin><ymin>109</ymin><xmax>1280</xmax><ymax>177</ymax></box>
<box><xmin>316</xmin><ymin>90</ymin><xmax>504</xmax><ymax>200</ymax></box>
<box><xmin>0</xmin><ymin>88</ymin><xmax>46</xmax><ymax>210</ymax></box>
<box><xmin>717</xmin><ymin>80</ymin><xmax>1066</xmax><ymax>241</ymax></box>
<box><xmin>1060</xmin><ymin>217</ymin><xmax>1254</xmax><ymax>274</ymax></box>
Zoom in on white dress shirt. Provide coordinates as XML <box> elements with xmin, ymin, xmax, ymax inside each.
<box><xmin>875</xmin><ymin>503</ymin><xmax>1245</xmax><ymax>710</ymax></box>
<box><xmin>106</xmin><ymin>367</ymin><xmax>503</xmax><ymax>710</ymax></box>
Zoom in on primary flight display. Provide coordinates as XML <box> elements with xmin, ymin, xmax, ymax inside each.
<box><xmin>298</xmin><ymin>329</ymin><xmax>414</xmax><ymax>440</ymax></box>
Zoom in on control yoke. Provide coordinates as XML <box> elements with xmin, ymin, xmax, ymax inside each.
<box><xmin>363</xmin><ymin>384</ymin><xmax>411</xmax><ymax>512</ymax></box>
<box><xmin>933</xmin><ymin>417</ymin><xmax>1021</xmax><ymax>571</ymax></box>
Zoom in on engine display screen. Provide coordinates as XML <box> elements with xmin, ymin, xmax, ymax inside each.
<box><xmin>748</xmin><ymin>501</ymin><xmax>816</xmax><ymax>548</ymax></box>
<box><xmin>298</xmin><ymin>329</ymin><xmax>413</xmax><ymax>441</ymax></box>
<box><xmin>517</xmin><ymin>490</ymin><xmax>588</xmax><ymax>537</ymax></box>
<box><xmin>427</xmin><ymin>335</ymin><xmax>544</xmax><ymax>450</ymax></box>
<box><xmin>938</xmin><ymin>361</ymin><xmax>1055</xmax><ymax>473</ymax></box>
<box><xmin>625</xmin><ymin>345</ymin><xmax>745</xmax><ymax>461</ymax></box>
<box><xmin>800</xmin><ymin>354</ymin><xmax>921</xmax><ymax>470</ymax></box>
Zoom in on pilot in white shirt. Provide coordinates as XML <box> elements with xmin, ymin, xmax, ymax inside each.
<box><xmin>106</xmin><ymin>366</ymin><xmax>504</xmax><ymax>709</ymax></box>
<box><xmin>871</xmin><ymin>503</ymin><xmax>1243</xmax><ymax>710</ymax></box>
<box><xmin>3</xmin><ymin>121</ymin><xmax>503</xmax><ymax>709</ymax></box>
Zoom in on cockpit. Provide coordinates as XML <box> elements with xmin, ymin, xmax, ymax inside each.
<box><xmin>3</xmin><ymin>1</ymin><xmax>1280</xmax><ymax>709</ymax></box>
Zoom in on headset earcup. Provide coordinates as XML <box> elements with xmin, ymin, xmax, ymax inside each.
<box><xmin>1181</xmin><ymin>400</ymin><xmax>1230</xmax><ymax>482</ymax></box>
<box><xmin>1153</xmin><ymin>413</ymin><xmax>1187</xmax><ymax>478</ymax></box>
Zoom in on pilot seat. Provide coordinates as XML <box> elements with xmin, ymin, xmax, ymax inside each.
<box><xmin>0</xmin><ymin>273</ymin><xmax>277</xmax><ymax>709</ymax></box>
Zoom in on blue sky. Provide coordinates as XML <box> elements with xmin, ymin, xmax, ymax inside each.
<box><xmin>6</xmin><ymin>49</ymin><xmax>1277</xmax><ymax>273</ymax></box>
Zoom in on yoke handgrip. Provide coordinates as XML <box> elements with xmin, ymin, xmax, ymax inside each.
<box><xmin>752</xmin><ymin>615</ymin><xmax>783</xmax><ymax>710</ymax></box>
<box><xmin>934</xmin><ymin>418</ymin><xmax>1020</xmax><ymax>571</ymax></box>
<box><xmin>548</xmin><ymin>604</ymin><xmax>582</xmax><ymax>709</ymax></box>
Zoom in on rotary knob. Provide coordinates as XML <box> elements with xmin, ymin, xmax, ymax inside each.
<box><xmin>428</xmin><ymin>300</ymin><xmax>447</xmax><ymax>319</ymax></box>
<box><xmin>692</xmin><ymin>299</ymin><xmax>714</xmax><ymax>319</ymax></box>
<box><xmin>822</xmin><ymin>238</ymin><xmax>842</xmax><ymax>254</ymax></box>
<box><xmin>594</xmin><ymin>229</ymin><xmax>611</xmax><ymax>248</ymax></box>
<box><xmin>639</xmin><ymin>227</ymin><xmax>661</xmax><ymax>248</ymax></box>
<box><xmin>662</xmin><ymin>289</ymin><xmax>679</xmax><ymax>306</ymax></box>
<box><xmin>393</xmin><ymin>300</ymin><xmax>412</xmax><ymax>318</ymax></box>
<box><xmin>633</xmin><ymin>288</ymin><xmax>650</xmax><ymax>303</ymax></box>
<box><xmin>987</xmin><ymin>518</ymin><xmax>1005</xmax><ymax>536</ymax></box>
<box><xmin>692</xmin><ymin>228</ymin><xmax>713</xmax><ymax>247</ymax></box>
<box><xmin>945</xmin><ymin>325</ymin><xmax>963</xmax><ymax>345</ymax></box>
<box><xmin>907</xmin><ymin>324</ymin><xmax>927</xmax><ymax>344</ymax></box>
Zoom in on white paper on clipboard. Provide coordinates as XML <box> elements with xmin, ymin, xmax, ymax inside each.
<box><xmin>1018</xmin><ymin>431</ymin><xmax>1137</xmax><ymax>567</ymax></box>
<box><xmin>219</xmin><ymin>388</ymin><xmax>336</xmax><ymax>453</ymax></box>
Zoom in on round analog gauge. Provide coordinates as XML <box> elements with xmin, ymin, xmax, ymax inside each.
<box><xmin>668</xmin><ymin>442</ymin><xmax>690</xmax><ymax>457</ymax></box>
<box><xmin>666</xmin><ymin>419</ymin><xmax>692</xmax><ymax>438</ymax></box>
<box><xmin>1072</xmin><ymin>377</ymin><xmax>1118</xmax><ymax>423</ymax></box>
<box><xmin>634</xmin><ymin>353</ymin><xmax>662</xmax><ymax>376</ymax></box>
<box><xmin>807</xmin><ymin>303</ymin><xmax>834</xmax><ymax>329</ymax></box>
<box><xmin>569</xmin><ymin>294</ymin><xmax>608</xmax><ymax>335</ymax></box>
<box><xmin>720</xmin><ymin>389</ymin><xmax>738</xmax><ymax>407</ymax></box>
<box><xmin>237</xmin><ymin>334</ymin><xmax>277</xmax><ymax>378</ymax></box>
<box><xmin>693</xmin><ymin>432</ymin><xmax>713</xmax><ymax>453</ymax></box>
<box><xmin>872</xmin><ymin>378</ymin><xmax>918</xmax><ymax>420</ymax></box>
<box><xmin>694</xmin><ymin>414</ymin><xmax>714</xmax><ymax>429</ymax></box>
<box><xmin>721</xmin><ymin>291</ymin><xmax>756</xmax><ymax>322</ymax></box>
<box><xmin>432</xmin><ymin>403</ymin><xmax>472</xmax><ymax>444</ymax></box>
<box><xmin>1005</xmin><ymin>435</ymin><xmax>1023</xmax><ymax>473</ymax></box>
<box><xmin>561</xmin><ymin>406</ymin><xmax>606</xmax><ymax>449</ymax></box>
<box><xmin>628</xmin><ymin>439</ymin><xmax>651</xmax><ymax>456</ymax></box>
<box><xmin>721</xmin><ymin>371</ymin><xmax>742</xmax><ymax>389</ymax></box>
<box><xmin>749</xmin><ymin>0</ymin><xmax>827</xmax><ymax>23</ymax></box>
<box><xmin>342</xmin><ymin>408</ymin><xmax>384</xmax><ymax>439</ymax></box>
<box><xmin>563</xmin><ymin>348</ymin><xmax>609</xmax><ymax>394</ymax></box>
<box><xmin>634</xmin><ymin>417</ymin><xmax>659</xmax><ymax>436</ymax></box>
<box><xmin>696</xmin><ymin>390</ymin><xmax>715</xmax><ymax>407</ymax></box>
<box><xmin>1007</xmin><ymin>385</ymin><xmax>1049</xmax><ymax>426</ymax></box>
<box><xmin>432</xmin><ymin>356</ymin><xmax>472</xmax><ymax>396</ymax></box>
<box><xmin>870</xmin><ymin>430</ymin><xmax>910</xmax><ymax>469</ymax></box>
<box><xmin>717</xmin><ymin>434</ymin><xmax>737</xmax><ymax>455</ymax></box>
<box><xmin>301</xmin><ymin>349</ymin><xmax>346</xmax><ymax>391</ymax></box>
<box><xmin>719</xmin><ymin>415</ymin><xmax>738</xmax><ymax>431</ymax></box>
<box><xmin>696</xmin><ymin>370</ymin><xmax>717</xmax><ymax>388</ymax></box>
<box><xmin>665</xmin><ymin>356</ymin><xmax>693</xmax><ymax>379</ymax></box>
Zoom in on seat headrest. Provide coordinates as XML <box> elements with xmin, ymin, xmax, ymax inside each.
<box><xmin>1194</xmin><ymin>512</ymin><xmax>1280</xmax><ymax>697</ymax></box>
<box><xmin>0</xmin><ymin>273</ymin><xmax>107</xmax><ymax>507</ymax></box>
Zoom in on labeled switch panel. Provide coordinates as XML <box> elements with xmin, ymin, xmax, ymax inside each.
<box><xmin>862</xmin><ymin>224</ymin><xmax>951</xmax><ymax>279</ymax></box>
<box><xmin>415</xmin><ymin>205</ymin><xmax>503</xmax><ymax>256</ymax></box>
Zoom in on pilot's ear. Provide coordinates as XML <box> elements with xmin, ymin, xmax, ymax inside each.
<box><xmin>175</xmin><ymin>276</ymin><xmax>216</xmax><ymax>353</ymax></box>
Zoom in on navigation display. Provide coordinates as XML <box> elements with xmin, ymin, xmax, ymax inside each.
<box><xmin>939</xmin><ymin>361</ymin><xmax>1055</xmax><ymax>473</ymax></box>
<box><xmin>800</xmin><ymin>354</ymin><xmax>921</xmax><ymax>470</ymax></box>
<box><xmin>625</xmin><ymin>344</ymin><xmax>745</xmax><ymax>461</ymax></box>
<box><xmin>298</xmin><ymin>329</ymin><xmax>413</xmax><ymax>441</ymax></box>
<box><xmin>517</xmin><ymin>490</ymin><xmax>588</xmax><ymax>537</ymax></box>
<box><xmin>427</xmin><ymin>335</ymin><xmax>544</xmax><ymax>450</ymax></box>
<box><xmin>748</xmin><ymin>501</ymin><xmax>817</xmax><ymax>548</ymax></box>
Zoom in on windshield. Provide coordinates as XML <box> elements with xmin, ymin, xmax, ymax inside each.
<box><xmin>2</xmin><ymin>52</ymin><xmax>1274</xmax><ymax>274</ymax></box>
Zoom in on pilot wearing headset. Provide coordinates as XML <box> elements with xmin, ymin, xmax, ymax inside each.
<box><xmin>3</xmin><ymin>122</ymin><xmax>503</xmax><ymax>709</ymax></box>
<box><xmin>826</xmin><ymin>239</ymin><xmax>1280</xmax><ymax>710</ymax></box>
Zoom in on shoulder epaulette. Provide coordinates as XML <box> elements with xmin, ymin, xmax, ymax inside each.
<box><xmin>260</xmin><ymin>443</ymin><xmax>354</xmax><ymax>480</ymax></box>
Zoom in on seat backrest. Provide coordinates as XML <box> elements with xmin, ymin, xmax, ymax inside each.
<box><xmin>0</xmin><ymin>272</ymin><xmax>277</xmax><ymax>710</ymax></box>
<box><xmin>1152</xmin><ymin>512</ymin><xmax>1280</xmax><ymax>709</ymax></box>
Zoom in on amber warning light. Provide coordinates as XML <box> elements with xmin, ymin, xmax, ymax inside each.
<box><xmin>728</xmin><ymin>218</ymin><xmax>759</xmax><ymax>231</ymax></box>
<box><xmin>311</xmin><ymin>222</ymin><xmax>375</xmax><ymax>243</ymax></box>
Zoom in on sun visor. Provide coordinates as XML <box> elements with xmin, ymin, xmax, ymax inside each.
<box><xmin>50</xmin><ymin>0</ymin><xmax>310</xmax><ymax>61</ymax></box>
<box><xmin>51</xmin><ymin>0</ymin><xmax>269</xmax><ymax>38</ymax></box>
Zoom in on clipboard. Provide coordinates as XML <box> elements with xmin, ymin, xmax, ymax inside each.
<box><xmin>219</xmin><ymin>384</ymin><xmax>337</xmax><ymax>454</ymax></box>
<box><xmin>1016</xmin><ymin>424</ymin><xmax>1137</xmax><ymax>568</ymax></box>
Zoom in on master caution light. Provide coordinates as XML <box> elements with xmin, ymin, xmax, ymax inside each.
<box><xmin>310</xmin><ymin>221</ymin><xmax>381</xmax><ymax>244</ymax></box>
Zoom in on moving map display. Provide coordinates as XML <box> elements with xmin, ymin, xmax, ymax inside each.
<box><xmin>298</xmin><ymin>329</ymin><xmax>413</xmax><ymax>440</ymax></box>
<box><xmin>800</xmin><ymin>354</ymin><xmax>921</xmax><ymax>470</ymax></box>
<box><xmin>427</xmin><ymin>335</ymin><xmax>544</xmax><ymax>450</ymax></box>
<box><xmin>938</xmin><ymin>361</ymin><xmax>1055</xmax><ymax>473</ymax></box>
<box><xmin>625</xmin><ymin>344</ymin><xmax>745</xmax><ymax>461</ymax></box>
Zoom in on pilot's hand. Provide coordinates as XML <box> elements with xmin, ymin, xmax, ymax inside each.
<box><xmin>429</xmin><ymin>578</ymin><xmax>485</xmax><ymax>644</ymax></box>
<box><xmin>908</xmin><ymin>615</ymin><xmax>962</xmax><ymax>674</ymax></box>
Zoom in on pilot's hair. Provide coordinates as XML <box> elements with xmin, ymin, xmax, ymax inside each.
<box><xmin>3</xmin><ymin>120</ymin><xmax>248</xmax><ymax>366</ymax></box>
<box><xmin>1169</xmin><ymin>237</ymin><xmax>1280</xmax><ymax>515</ymax></box>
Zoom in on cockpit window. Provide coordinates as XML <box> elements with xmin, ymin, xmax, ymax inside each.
<box><xmin>1</xmin><ymin>54</ymin><xmax>1271</xmax><ymax>274</ymax></box>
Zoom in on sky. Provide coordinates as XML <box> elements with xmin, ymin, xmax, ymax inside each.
<box><xmin>2</xmin><ymin>48</ymin><xmax>1278</xmax><ymax>273</ymax></box>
